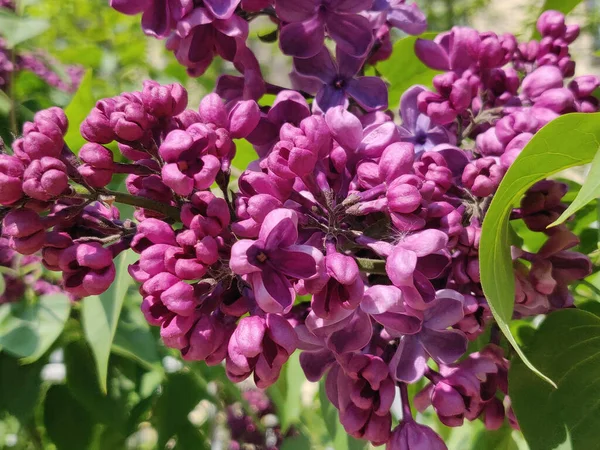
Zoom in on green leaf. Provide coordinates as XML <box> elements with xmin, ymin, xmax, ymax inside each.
<box><xmin>509</xmin><ymin>309</ymin><xmax>600</xmax><ymax>450</ymax></box>
<box><xmin>377</xmin><ymin>32</ymin><xmax>442</xmax><ymax>109</ymax></box>
<box><xmin>0</xmin><ymin>293</ymin><xmax>71</xmax><ymax>362</ymax></box>
<box><xmin>63</xmin><ymin>340</ymin><xmax>128</xmax><ymax>427</ymax></box>
<box><xmin>44</xmin><ymin>384</ymin><xmax>95</xmax><ymax>450</ymax></box>
<box><xmin>480</xmin><ymin>112</ymin><xmax>600</xmax><ymax>385</ymax></box>
<box><xmin>539</xmin><ymin>0</ymin><xmax>583</xmax><ymax>16</ymax></box>
<box><xmin>0</xmin><ymin>352</ymin><xmax>42</xmax><ymax>420</ymax></box>
<box><xmin>267</xmin><ymin>351</ymin><xmax>305</xmax><ymax>433</ymax></box>
<box><xmin>63</xmin><ymin>70</ymin><xmax>95</xmax><ymax>153</ymax></box>
<box><xmin>232</xmin><ymin>138</ymin><xmax>258</xmax><ymax>173</ymax></box>
<box><xmin>82</xmin><ymin>249</ymin><xmax>137</xmax><ymax>393</ymax></box>
<box><xmin>551</xmin><ymin>146</ymin><xmax>600</xmax><ymax>226</ymax></box>
<box><xmin>153</xmin><ymin>371</ymin><xmax>208</xmax><ymax>448</ymax></box>
<box><xmin>112</xmin><ymin>319</ymin><xmax>162</xmax><ymax>371</ymax></box>
<box><xmin>0</xmin><ymin>10</ymin><xmax>49</xmax><ymax>48</ymax></box>
<box><xmin>0</xmin><ymin>274</ymin><xmax>5</xmax><ymax>297</ymax></box>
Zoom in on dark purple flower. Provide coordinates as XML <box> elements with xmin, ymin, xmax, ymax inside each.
<box><xmin>230</xmin><ymin>208</ymin><xmax>324</xmax><ymax>314</ymax></box>
<box><xmin>226</xmin><ymin>314</ymin><xmax>298</xmax><ymax>388</ymax></box>
<box><xmin>386</xmin><ymin>419</ymin><xmax>447</xmax><ymax>450</ymax></box>
<box><xmin>277</xmin><ymin>0</ymin><xmax>374</xmax><ymax>58</ymax></box>
<box><xmin>294</xmin><ymin>48</ymin><xmax>388</xmax><ymax>112</ymax></box>
<box><xmin>389</xmin><ymin>289</ymin><xmax>467</xmax><ymax>383</ymax></box>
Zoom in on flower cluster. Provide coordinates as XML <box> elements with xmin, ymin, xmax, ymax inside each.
<box><xmin>1</xmin><ymin>3</ymin><xmax>597</xmax><ymax>448</ymax></box>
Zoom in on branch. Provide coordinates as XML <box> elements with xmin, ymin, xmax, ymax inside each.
<box><xmin>355</xmin><ymin>257</ymin><xmax>387</xmax><ymax>275</ymax></box>
<box><xmin>98</xmin><ymin>189</ymin><xmax>181</xmax><ymax>222</ymax></box>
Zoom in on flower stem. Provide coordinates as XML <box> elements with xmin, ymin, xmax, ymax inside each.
<box><xmin>399</xmin><ymin>383</ymin><xmax>413</xmax><ymax>421</ymax></box>
<box><xmin>98</xmin><ymin>189</ymin><xmax>181</xmax><ymax>222</ymax></box>
<box><xmin>354</xmin><ymin>257</ymin><xmax>387</xmax><ymax>275</ymax></box>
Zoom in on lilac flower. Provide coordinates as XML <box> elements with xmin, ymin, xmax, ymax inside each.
<box><xmin>110</xmin><ymin>0</ymin><xmax>194</xmax><ymax>38</ymax></box>
<box><xmin>398</xmin><ymin>86</ymin><xmax>454</xmax><ymax>153</ymax></box>
<box><xmin>230</xmin><ymin>209</ymin><xmax>324</xmax><ymax>314</ymax></box>
<box><xmin>58</xmin><ymin>243</ymin><xmax>116</xmax><ymax>297</ymax></box>
<box><xmin>168</xmin><ymin>8</ymin><xmax>248</xmax><ymax>76</ymax></box>
<box><xmin>369</xmin><ymin>0</ymin><xmax>427</xmax><ymax>35</ymax></box>
<box><xmin>0</xmin><ymin>155</ymin><xmax>24</xmax><ymax>206</ymax></box>
<box><xmin>226</xmin><ymin>314</ymin><xmax>298</xmax><ymax>388</ymax></box>
<box><xmin>22</xmin><ymin>157</ymin><xmax>69</xmax><ymax>201</ymax></box>
<box><xmin>386</xmin><ymin>229</ymin><xmax>451</xmax><ymax>310</ymax></box>
<box><xmin>2</xmin><ymin>208</ymin><xmax>46</xmax><ymax>255</ymax></box>
<box><xmin>387</xmin><ymin>420</ymin><xmax>447</xmax><ymax>450</ymax></box>
<box><xmin>361</xmin><ymin>285</ymin><xmax>422</xmax><ymax>336</ymax></box>
<box><xmin>415</xmin><ymin>27</ymin><xmax>481</xmax><ymax>72</ymax></box>
<box><xmin>277</xmin><ymin>0</ymin><xmax>374</xmax><ymax>58</ymax></box>
<box><xmin>294</xmin><ymin>48</ymin><xmax>388</xmax><ymax>112</ymax></box>
<box><xmin>389</xmin><ymin>290</ymin><xmax>467</xmax><ymax>383</ymax></box>
<box><xmin>326</xmin><ymin>355</ymin><xmax>395</xmax><ymax>445</ymax></box>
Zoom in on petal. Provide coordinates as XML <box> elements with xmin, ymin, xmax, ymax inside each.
<box><xmin>269</xmin><ymin>245</ymin><xmax>322</xmax><ymax>280</ymax></box>
<box><xmin>252</xmin><ymin>270</ymin><xmax>295</xmax><ymax>314</ymax></box>
<box><xmin>326</xmin><ymin>309</ymin><xmax>373</xmax><ymax>354</ymax></box>
<box><xmin>314</xmin><ymin>84</ymin><xmax>348</xmax><ymax>113</ymax></box>
<box><xmin>325</xmin><ymin>106</ymin><xmax>363</xmax><ymax>150</ymax></box>
<box><xmin>230</xmin><ymin>240</ymin><xmax>262</xmax><ymax>275</ymax></box>
<box><xmin>279</xmin><ymin>17</ymin><xmax>326</xmax><ymax>59</ymax></box>
<box><xmin>275</xmin><ymin>0</ymin><xmax>319</xmax><ymax>22</ymax></box>
<box><xmin>203</xmin><ymin>0</ymin><xmax>238</xmax><ymax>19</ymax></box>
<box><xmin>293</xmin><ymin>47</ymin><xmax>337</xmax><ymax>83</ymax></box>
<box><xmin>346</xmin><ymin>77</ymin><xmax>389</xmax><ymax>111</ymax></box>
<box><xmin>400</xmin><ymin>85</ymin><xmax>426</xmax><ymax>130</ymax></box>
<box><xmin>414</xmin><ymin>39</ymin><xmax>450</xmax><ymax>71</ymax></box>
<box><xmin>326</xmin><ymin>13</ymin><xmax>373</xmax><ymax>58</ymax></box>
<box><xmin>420</xmin><ymin>329</ymin><xmax>468</xmax><ymax>365</ymax></box>
<box><xmin>423</xmin><ymin>292</ymin><xmax>464</xmax><ymax>329</ymax></box>
<box><xmin>390</xmin><ymin>335</ymin><xmax>428</xmax><ymax>383</ymax></box>
<box><xmin>300</xmin><ymin>349</ymin><xmax>336</xmax><ymax>382</ymax></box>
<box><xmin>361</xmin><ymin>285</ymin><xmax>403</xmax><ymax>314</ymax></box>
<box><xmin>387</xmin><ymin>3</ymin><xmax>427</xmax><ymax>35</ymax></box>
<box><xmin>399</xmin><ymin>229</ymin><xmax>448</xmax><ymax>256</ymax></box>
<box><xmin>259</xmin><ymin>208</ymin><xmax>299</xmax><ymax>248</ymax></box>
<box><xmin>386</xmin><ymin>247</ymin><xmax>417</xmax><ymax>286</ymax></box>
<box><xmin>328</xmin><ymin>0</ymin><xmax>373</xmax><ymax>13</ymax></box>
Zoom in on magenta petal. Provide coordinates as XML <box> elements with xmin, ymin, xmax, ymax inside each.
<box><xmin>252</xmin><ymin>270</ymin><xmax>295</xmax><ymax>314</ymax></box>
<box><xmin>388</xmin><ymin>3</ymin><xmax>427</xmax><ymax>35</ymax></box>
<box><xmin>390</xmin><ymin>335</ymin><xmax>428</xmax><ymax>383</ymax></box>
<box><xmin>325</xmin><ymin>106</ymin><xmax>363</xmax><ymax>150</ymax></box>
<box><xmin>346</xmin><ymin>77</ymin><xmax>388</xmax><ymax>111</ymax></box>
<box><xmin>386</xmin><ymin>247</ymin><xmax>417</xmax><ymax>286</ymax></box>
<box><xmin>259</xmin><ymin>208</ymin><xmax>298</xmax><ymax>248</ymax></box>
<box><xmin>420</xmin><ymin>329</ymin><xmax>467</xmax><ymax>365</ymax></box>
<box><xmin>300</xmin><ymin>349</ymin><xmax>336</xmax><ymax>381</ymax></box>
<box><xmin>415</xmin><ymin>39</ymin><xmax>450</xmax><ymax>71</ymax></box>
<box><xmin>269</xmin><ymin>245</ymin><xmax>321</xmax><ymax>280</ymax></box>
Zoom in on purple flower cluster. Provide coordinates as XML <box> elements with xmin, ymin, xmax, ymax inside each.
<box><xmin>109</xmin><ymin>0</ymin><xmax>426</xmax><ymax>112</ymax></box>
<box><xmin>1</xmin><ymin>4</ymin><xmax>597</xmax><ymax>448</ymax></box>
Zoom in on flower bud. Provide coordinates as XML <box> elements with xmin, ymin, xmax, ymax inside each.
<box><xmin>0</xmin><ymin>154</ymin><xmax>24</xmax><ymax>205</ymax></box>
<box><xmin>22</xmin><ymin>157</ymin><xmax>68</xmax><ymax>201</ymax></box>
<box><xmin>461</xmin><ymin>157</ymin><xmax>505</xmax><ymax>197</ymax></box>
<box><xmin>2</xmin><ymin>208</ymin><xmax>46</xmax><ymax>255</ymax></box>
<box><xmin>142</xmin><ymin>80</ymin><xmax>188</xmax><ymax>117</ymax></box>
<box><xmin>58</xmin><ymin>242</ymin><xmax>116</xmax><ymax>297</ymax></box>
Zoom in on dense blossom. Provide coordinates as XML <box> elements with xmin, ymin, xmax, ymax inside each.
<box><xmin>0</xmin><ymin>4</ymin><xmax>596</xmax><ymax>448</ymax></box>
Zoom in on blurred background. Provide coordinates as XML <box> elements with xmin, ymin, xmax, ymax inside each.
<box><xmin>0</xmin><ymin>0</ymin><xmax>599</xmax><ymax>449</ymax></box>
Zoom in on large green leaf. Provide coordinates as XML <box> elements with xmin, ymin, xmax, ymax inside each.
<box><xmin>480</xmin><ymin>112</ymin><xmax>600</xmax><ymax>385</ymax></box>
<box><xmin>509</xmin><ymin>309</ymin><xmax>600</xmax><ymax>450</ymax></box>
<box><xmin>63</xmin><ymin>70</ymin><xmax>95</xmax><ymax>153</ymax></box>
<box><xmin>44</xmin><ymin>384</ymin><xmax>95</xmax><ymax>450</ymax></box>
<box><xmin>0</xmin><ymin>293</ymin><xmax>71</xmax><ymax>362</ymax></box>
<box><xmin>0</xmin><ymin>10</ymin><xmax>49</xmax><ymax>48</ymax></box>
<box><xmin>377</xmin><ymin>32</ymin><xmax>441</xmax><ymax>110</ymax></box>
<box><xmin>112</xmin><ymin>317</ymin><xmax>162</xmax><ymax>371</ymax></box>
<box><xmin>551</xmin><ymin>145</ymin><xmax>600</xmax><ymax>226</ymax></box>
<box><xmin>63</xmin><ymin>340</ymin><xmax>128</xmax><ymax>428</ymax></box>
<box><xmin>267</xmin><ymin>351</ymin><xmax>305</xmax><ymax>433</ymax></box>
<box><xmin>82</xmin><ymin>249</ymin><xmax>137</xmax><ymax>393</ymax></box>
<box><xmin>153</xmin><ymin>371</ymin><xmax>208</xmax><ymax>448</ymax></box>
<box><xmin>0</xmin><ymin>352</ymin><xmax>42</xmax><ymax>420</ymax></box>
